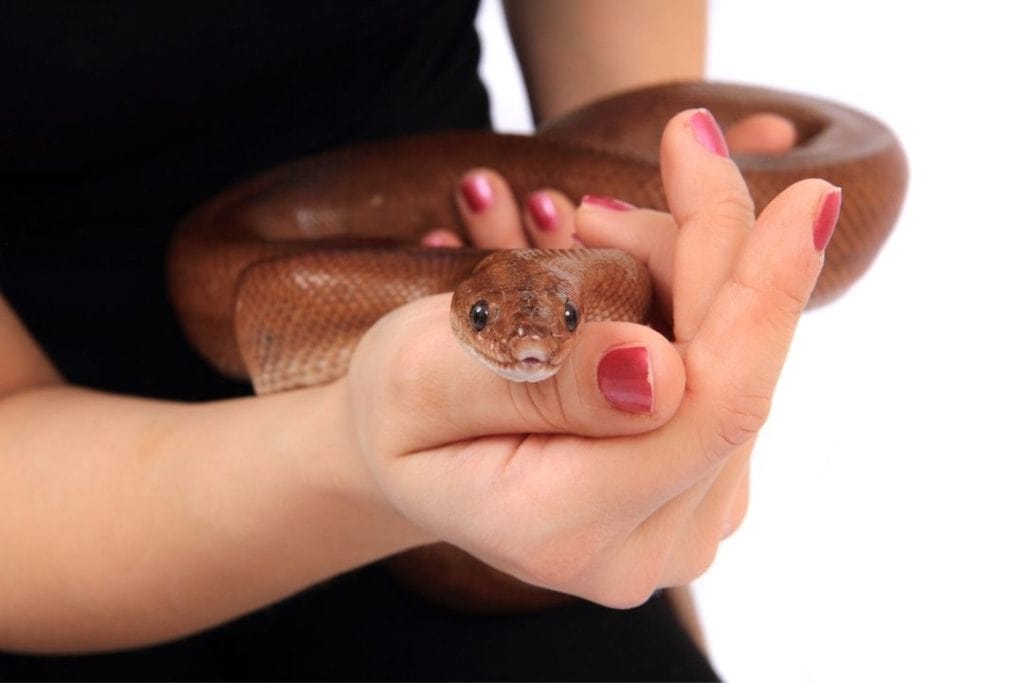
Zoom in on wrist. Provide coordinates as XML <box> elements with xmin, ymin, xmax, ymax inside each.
<box><xmin>301</xmin><ymin>379</ymin><xmax>431</xmax><ymax>564</ymax></box>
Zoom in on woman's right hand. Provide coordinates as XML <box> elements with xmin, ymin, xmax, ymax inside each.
<box><xmin>341</xmin><ymin>108</ymin><xmax>838</xmax><ymax>606</ymax></box>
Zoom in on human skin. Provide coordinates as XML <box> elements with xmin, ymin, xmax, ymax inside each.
<box><xmin>1</xmin><ymin>1</ymin><xmax>827</xmax><ymax>655</ymax></box>
<box><xmin>0</xmin><ymin>105</ymin><xmax>835</xmax><ymax>653</ymax></box>
<box><xmin>477</xmin><ymin>0</ymin><xmax>794</xmax><ymax>644</ymax></box>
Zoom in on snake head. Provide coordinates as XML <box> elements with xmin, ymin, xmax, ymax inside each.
<box><xmin>450</xmin><ymin>250</ymin><xmax>583</xmax><ymax>382</ymax></box>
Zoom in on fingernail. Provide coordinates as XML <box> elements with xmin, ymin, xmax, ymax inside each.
<box><xmin>691</xmin><ymin>108</ymin><xmax>729</xmax><ymax>157</ymax></box>
<box><xmin>420</xmin><ymin>229</ymin><xmax>461</xmax><ymax>248</ymax></box>
<box><xmin>581</xmin><ymin>195</ymin><xmax>636</xmax><ymax>211</ymax></box>
<box><xmin>813</xmin><ymin>187</ymin><xmax>842</xmax><ymax>251</ymax></box>
<box><xmin>597</xmin><ymin>346</ymin><xmax>653</xmax><ymax>414</ymax></box>
<box><xmin>527</xmin><ymin>191</ymin><xmax>559</xmax><ymax>232</ymax></box>
<box><xmin>460</xmin><ymin>173</ymin><xmax>493</xmax><ymax>214</ymax></box>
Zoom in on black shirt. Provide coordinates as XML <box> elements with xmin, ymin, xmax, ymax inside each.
<box><xmin>1</xmin><ymin>0</ymin><xmax>489</xmax><ymax>399</ymax></box>
<box><xmin>0</xmin><ymin>2</ymin><xmax>718</xmax><ymax>679</ymax></box>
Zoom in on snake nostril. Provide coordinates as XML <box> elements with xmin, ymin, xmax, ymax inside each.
<box><xmin>512</xmin><ymin>323</ymin><xmax>545</xmax><ymax>341</ymax></box>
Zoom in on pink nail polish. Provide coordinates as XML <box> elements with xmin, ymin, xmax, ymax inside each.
<box><xmin>813</xmin><ymin>187</ymin><xmax>842</xmax><ymax>251</ymax></box>
<box><xmin>527</xmin><ymin>192</ymin><xmax>559</xmax><ymax>232</ymax></box>
<box><xmin>420</xmin><ymin>230</ymin><xmax>461</xmax><ymax>248</ymax></box>
<box><xmin>691</xmin><ymin>108</ymin><xmax>729</xmax><ymax>158</ymax></box>
<box><xmin>597</xmin><ymin>346</ymin><xmax>653</xmax><ymax>414</ymax></box>
<box><xmin>460</xmin><ymin>174</ymin><xmax>493</xmax><ymax>213</ymax></box>
<box><xmin>581</xmin><ymin>195</ymin><xmax>636</xmax><ymax>211</ymax></box>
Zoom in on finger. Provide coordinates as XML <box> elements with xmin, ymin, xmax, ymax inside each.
<box><xmin>523</xmin><ymin>190</ymin><xmax>577</xmax><ymax>248</ymax></box>
<box><xmin>724</xmin><ymin>112</ymin><xmax>798</xmax><ymax>155</ymax></box>
<box><xmin>661</xmin><ymin>108</ymin><xmax>755</xmax><ymax>349</ymax></box>
<box><xmin>456</xmin><ymin>169</ymin><xmax>528</xmax><ymax>248</ymax></box>
<box><xmin>648</xmin><ymin>443</ymin><xmax>752</xmax><ymax>588</ymax></box>
<box><xmin>565</xmin><ymin>179</ymin><xmax>839</xmax><ymax>509</ymax></box>
<box><xmin>349</xmin><ymin>294</ymin><xmax>686</xmax><ymax>456</ymax></box>
<box><xmin>575</xmin><ymin>198</ymin><xmax>678</xmax><ymax>321</ymax></box>
<box><xmin>565</xmin><ymin>451</ymin><xmax>729</xmax><ymax>607</ymax></box>
<box><xmin>582</xmin><ymin>428</ymin><xmax>754</xmax><ymax>601</ymax></box>
<box><xmin>720</xmin><ymin>455</ymin><xmax>750</xmax><ymax>540</ymax></box>
<box><xmin>686</xmin><ymin>440</ymin><xmax>753</xmax><ymax>549</ymax></box>
<box><xmin>680</xmin><ymin>179</ymin><xmax>840</xmax><ymax>461</ymax></box>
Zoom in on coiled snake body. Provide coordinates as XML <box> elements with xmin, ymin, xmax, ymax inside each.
<box><xmin>168</xmin><ymin>81</ymin><xmax>907</xmax><ymax>611</ymax></box>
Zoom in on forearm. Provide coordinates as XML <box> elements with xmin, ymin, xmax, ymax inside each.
<box><xmin>503</xmin><ymin>0</ymin><xmax>707</xmax><ymax>124</ymax></box>
<box><xmin>0</xmin><ymin>381</ymin><xmax>418</xmax><ymax>653</ymax></box>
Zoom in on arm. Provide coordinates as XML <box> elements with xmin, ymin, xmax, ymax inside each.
<box><xmin>503</xmin><ymin>0</ymin><xmax>707</xmax><ymax>124</ymax></box>
<box><xmin>0</xmin><ymin>294</ymin><xmax>421</xmax><ymax>653</ymax></box>
<box><xmin>1</xmin><ymin>109</ymin><xmax>827</xmax><ymax>657</ymax></box>
<box><xmin>503</xmin><ymin>0</ymin><xmax>795</xmax><ymax>154</ymax></box>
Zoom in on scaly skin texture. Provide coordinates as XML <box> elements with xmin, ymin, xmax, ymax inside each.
<box><xmin>166</xmin><ymin>80</ymin><xmax>908</xmax><ymax>611</ymax></box>
<box><xmin>449</xmin><ymin>249</ymin><xmax>650</xmax><ymax>383</ymax></box>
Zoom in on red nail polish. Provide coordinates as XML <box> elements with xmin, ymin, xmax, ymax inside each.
<box><xmin>597</xmin><ymin>346</ymin><xmax>653</xmax><ymax>414</ymax></box>
<box><xmin>581</xmin><ymin>195</ymin><xmax>636</xmax><ymax>211</ymax></box>
<box><xmin>691</xmin><ymin>108</ymin><xmax>729</xmax><ymax>158</ymax></box>
<box><xmin>813</xmin><ymin>187</ymin><xmax>842</xmax><ymax>251</ymax></box>
<box><xmin>527</xmin><ymin>192</ymin><xmax>559</xmax><ymax>232</ymax></box>
<box><xmin>460</xmin><ymin>174</ymin><xmax>493</xmax><ymax>213</ymax></box>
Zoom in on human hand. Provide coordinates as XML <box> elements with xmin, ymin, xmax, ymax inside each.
<box><xmin>342</xmin><ymin>108</ymin><xmax>838</xmax><ymax>607</ymax></box>
<box><xmin>419</xmin><ymin>109</ymin><xmax>797</xmax><ymax>249</ymax></box>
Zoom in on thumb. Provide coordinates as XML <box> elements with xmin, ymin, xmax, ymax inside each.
<box><xmin>347</xmin><ymin>293</ymin><xmax>684</xmax><ymax>456</ymax></box>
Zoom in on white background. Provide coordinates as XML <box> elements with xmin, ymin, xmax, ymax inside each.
<box><xmin>477</xmin><ymin>1</ymin><xmax>1023</xmax><ymax>680</ymax></box>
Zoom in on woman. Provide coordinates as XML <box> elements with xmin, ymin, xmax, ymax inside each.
<box><xmin>0</xmin><ymin>1</ymin><xmax>833</xmax><ymax>678</ymax></box>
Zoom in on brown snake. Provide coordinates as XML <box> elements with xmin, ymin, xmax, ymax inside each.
<box><xmin>168</xmin><ymin>81</ymin><xmax>908</xmax><ymax>611</ymax></box>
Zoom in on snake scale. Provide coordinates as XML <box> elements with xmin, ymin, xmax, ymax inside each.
<box><xmin>168</xmin><ymin>81</ymin><xmax>908</xmax><ymax>611</ymax></box>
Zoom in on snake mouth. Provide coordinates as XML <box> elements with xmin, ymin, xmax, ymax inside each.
<box><xmin>461</xmin><ymin>344</ymin><xmax>560</xmax><ymax>383</ymax></box>
<box><xmin>493</xmin><ymin>358</ymin><xmax>560</xmax><ymax>383</ymax></box>
<box><xmin>500</xmin><ymin>340</ymin><xmax>561</xmax><ymax>382</ymax></box>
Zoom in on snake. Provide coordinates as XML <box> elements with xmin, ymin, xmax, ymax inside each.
<box><xmin>167</xmin><ymin>81</ymin><xmax>908</xmax><ymax>611</ymax></box>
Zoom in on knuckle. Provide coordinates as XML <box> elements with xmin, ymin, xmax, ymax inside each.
<box><xmin>379</xmin><ymin>329</ymin><xmax>432</xmax><ymax>401</ymax></box>
<box><xmin>716</xmin><ymin>189</ymin><xmax>756</xmax><ymax>223</ymax></box>
<box><xmin>714</xmin><ymin>390</ymin><xmax>772</xmax><ymax>450</ymax></box>
<box><xmin>357</xmin><ymin>303</ymin><xmax>449</xmax><ymax>414</ymax></box>
<box><xmin>520</xmin><ymin>529</ymin><xmax>611</xmax><ymax>590</ymax></box>
<box><xmin>685</xmin><ymin>532</ymin><xmax>721</xmax><ymax>582</ymax></box>
<box><xmin>729</xmin><ymin>274</ymin><xmax>805</xmax><ymax>330</ymax></box>
<box><xmin>520</xmin><ymin>540</ymin><xmax>592</xmax><ymax>589</ymax></box>
<box><xmin>602</xmin><ymin>575</ymin><xmax>661</xmax><ymax>610</ymax></box>
<box><xmin>704</xmin><ymin>187</ymin><xmax>755</xmax><ymax>228</ymax></box>
<box><xmin>729</xmin><ymin>261</ymin><xmax>814</xmax><ymax>329</ymax></box>
<box><xmin>673</xmin><ymin>184</ymin><xmax>753</xmax><ymax>231</ymax></box>
<box><xmin>611</xmin><ymin>557</ymin><xmax>667</xmax><ymax>609</ymax></box>
<box><xmin>722</xmin><ymin>496</ymin><xmax>749</xmax><ymax>539</ymax></box>
<box><xmin>508</xmin><ymin>381</ymin><xmax>569</xmax><ymax>433</ymax></box>
<box><xmin>667</xmin><ymin>522</ymin><xmax>722</xmax><ymax>586</ymax></box>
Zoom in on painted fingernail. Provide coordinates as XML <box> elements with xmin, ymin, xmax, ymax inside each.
<box><xmin>691</xmin><ymin>108</ymin><xmax>729</xmax><ymax>157</ymax></box>
<box><xmin>527</xmin><ymin>191</ymin><xmax>559</xmax><ymax>232</ymax></box>
<box><xmin>581</xmin><ymin>195</ymin><xmax>636</xmax><ymax>211</ymax></box>
<box><xmin>597</xmin><ymin>346</ymin><xmax>653</xmax><ymax>414</ymax></box>
<box><xmin>460</xmin><ymin>173</ymin><xmax>493</xmax><ymax>214</ymax></box>
<box><xmin>420</xmin><ymin>230</ymin><xmax>461</xmax><ymax>248</ymax></box>
<box><xmin>813</xmin><ymin>187</ymin><xmax>842</xmax><ymax>251</ymax></box>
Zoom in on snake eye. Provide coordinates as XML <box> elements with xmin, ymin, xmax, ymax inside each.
<box><xmin>564</xmin><ymin>300</ymin><xmax>579</xmax><ymax>332</ymax></box>
<box><xmin>469</xmin><ymin>299</ymin><xmax>489</xmax><ymax>331</ymax></box>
